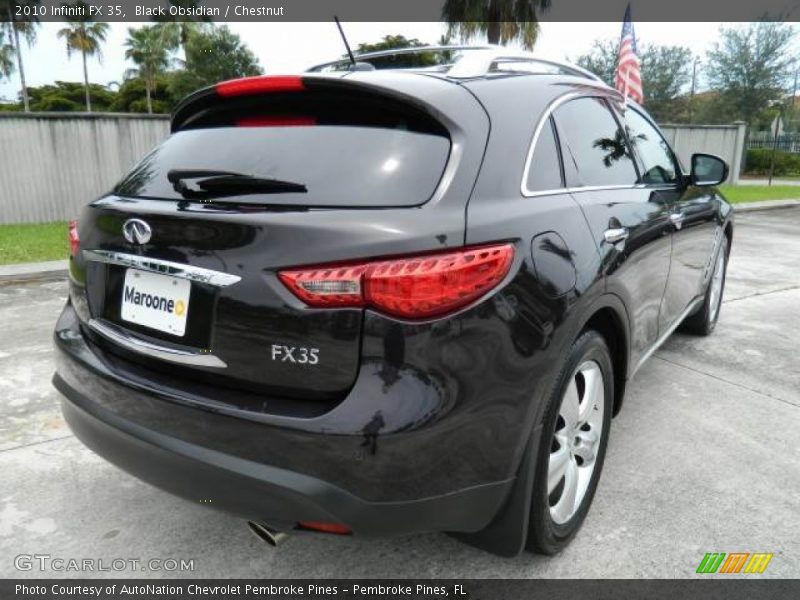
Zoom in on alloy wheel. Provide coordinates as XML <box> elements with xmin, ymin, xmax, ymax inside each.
<box><xmin>548</xmin><ymin>360</ymin><xmax>605</xmax><ymax>525</ymax></box>
<box><xmin>708</xmin><ymin>249</ymin><xmax>725</xmax><ymax>324</ymax></box>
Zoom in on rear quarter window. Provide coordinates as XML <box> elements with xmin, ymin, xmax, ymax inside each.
<box><xmin>525</xmin><ymin>116</ymin><xmax>564</xmax><ymax>193</ymax></box>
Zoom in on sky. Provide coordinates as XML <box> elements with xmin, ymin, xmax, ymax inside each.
<box><xmin>0</xmin><ymin>21</ymin><xmax>732</xmax><ymax>102</ymax></box>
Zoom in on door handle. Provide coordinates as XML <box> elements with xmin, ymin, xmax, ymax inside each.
<box><xmin>604</xmin><ymin>227</ymin><xmax>629</xmax><ymax>244</ymax></box>
<box><xmin>670</xmin><ymin>212</ymin><xmax>685</xmax><ymax>228</ymax></box>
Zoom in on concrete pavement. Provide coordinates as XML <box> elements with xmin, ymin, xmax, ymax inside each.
<box><xmin>0</xmin><ymin>209</ymin><xmax>798</xmax><ymax>578</ymax></box>
<box><xmin>0</xmin><ymin>260</ymin><xmax>67</xmax><ymax>284</ymax></box>
<box><xmin>734</xmin><ymin>199</ymin><xmax>800</xmax><ymax>212</ymax></box>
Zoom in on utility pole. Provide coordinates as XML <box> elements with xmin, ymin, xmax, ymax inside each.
<box><xmin>689</xmin><ymin>57</ymin><xmax>700</xmax><ymax>124</ymax></box>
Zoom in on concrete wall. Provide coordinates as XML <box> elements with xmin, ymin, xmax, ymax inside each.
<box><xmin>660</xmin><ymin>122</ymin><xmax>747</xmax><ymax>184</ymax></box>
<box><xmin>0</xmin><ymin>113</ymin><xmax>169</xmax><ymax>225</ymax></box>
<box><xmin>0</xmin><ymin>114</ymin><xmax>747</xmax><ymax>225</ymax></box>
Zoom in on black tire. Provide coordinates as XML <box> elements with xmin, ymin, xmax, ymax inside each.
<box><xmin>681</xmin><ymin>235</ymin><xmax>729</xmax><ymax>336</ymax></box>
<box><xmin>526</xmin><ymin>330</ymin><xmax>613</xmax><ymax>555</ymax></box>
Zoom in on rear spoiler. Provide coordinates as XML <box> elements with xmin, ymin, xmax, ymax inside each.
<box><xmin>172</xmin><ymin>75</ymin><xmax>317</xmax><ymax>132</ymax></box>
<box><xmin>169</xmin><ymin>73</ymin><xmax>473</xmax><ymax>134</ymax></box>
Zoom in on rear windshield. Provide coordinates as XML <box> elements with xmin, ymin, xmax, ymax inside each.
<box><xmin>115</xmin><ymin>125</ymin><xmax>451</xmax><ymax>207</ymax></box>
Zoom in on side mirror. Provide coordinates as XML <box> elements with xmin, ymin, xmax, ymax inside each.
<box><xmin>691</xmin><ymin>153</ymin><xmax>729</xmax><ymax>186</ymax></box>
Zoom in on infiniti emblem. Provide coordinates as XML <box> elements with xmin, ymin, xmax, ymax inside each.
<box><xmin>122</xmin><ymin>218</ymin><xmax>152</xmax><ymax>245</ymax></box>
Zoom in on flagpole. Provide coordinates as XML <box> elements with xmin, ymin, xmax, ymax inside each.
<box><xmin>623</xmin><ymin>67</ymin><xmax>629</xmax><ymax>108</ymax></box>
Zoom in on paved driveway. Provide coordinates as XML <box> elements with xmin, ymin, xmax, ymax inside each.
<box><xmin>1</xmin><ymin>209</ymin><xmax>798</xmax><ymax>579</ymax></box>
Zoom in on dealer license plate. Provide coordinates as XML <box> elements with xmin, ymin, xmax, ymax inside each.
<box><xmin>120</xmin><ymin>269</ymin><xmax>191</xmax><ymax>336</ymax></box>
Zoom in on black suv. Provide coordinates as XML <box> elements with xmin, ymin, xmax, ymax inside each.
<box><xmin>54</xmin><ymin>48</ymin><xmax>733</xmax><ymax>556</ymax></box>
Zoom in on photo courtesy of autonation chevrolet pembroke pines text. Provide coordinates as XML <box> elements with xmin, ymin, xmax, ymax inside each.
<box><xmin>0</xmin><ymin>0</ymin><xmax>798</xmax><ymax>597</ymax></box>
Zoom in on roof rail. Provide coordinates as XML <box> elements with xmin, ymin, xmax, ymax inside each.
<box><xmin>446</xmin><ymin>47</ymin><xmax>603</xmax><ymax>82</ymax></box>
<box><xmin>306</xmin><ymin>45</ymin><xmax>604</xmax><ymax>84</ymax></box>
<box><xmin>306</xmin><ymin>45</ymin><xmax>491</xmax><ymax>72</ymax></box>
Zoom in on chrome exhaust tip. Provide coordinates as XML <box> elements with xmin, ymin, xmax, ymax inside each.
<box><xmin>247</xmin><ymin>521</ymin><xmax>290</xmax><ymax>547</ymax></box>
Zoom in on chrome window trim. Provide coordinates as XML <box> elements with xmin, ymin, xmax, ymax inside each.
<box><xmin>82</xmin><ymin>249</ymin><xmax>241</xmax><ymax>288</ymax></box>
<box><xmin>88</xmin><ymin>318</ymin><xmax>227</xmax><ymax>368</ymax></box>
<box><xmin>522</xmin><ymin>184</ymin><xmax>647</xmax><ymax>198</ymax></box>
<box><xmin>521</xmin><ymin>91</ymin><xmax>635</xmax><ymax>198</ymax></box>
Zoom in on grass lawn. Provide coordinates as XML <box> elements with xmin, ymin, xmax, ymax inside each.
<box><xmin>0</xmin><ymin>221</ymin><xmax>69</xmax><ymax>266</ymax></box>
<box><xmin>719</xmin><ymin>185</ymin><xmax>800</xmax><ymax>204</ymax></box>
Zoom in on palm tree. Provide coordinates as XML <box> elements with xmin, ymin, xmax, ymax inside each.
<box><xmin>154</xmin><ymin>1</ymin><xmax>211</xmax><ymax>56</ymax></box>
<box><xmin>442</xmin><ymin>0</ymin><xmax>552</xmax><ymax>50</ymax></box>
<box><xmin>57</xmin><ymin>2</ymin><xmax>109</xmax><ymax>112</ymax></box>
<box><xmin>0</xmin><ymin>29</ymin><xmax>14</xmax><ymax>82</ymax></box>
<box><xmin>1</xmin><ymin>0</ymin><xmax>41</xmax><ymax>112</ymax></box>
<box><xmin>124</xmin><ymin>25</ymin><xmax>173</xmax><ymax>114</ymax></box>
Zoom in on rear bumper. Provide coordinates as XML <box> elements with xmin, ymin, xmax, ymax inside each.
<box><xmin>57</xmin><ymin>375</ymin><xmax>507</xmax><ymax>535</ymax></box>
<box><xmin>53</xmin><ymin>302</ymin><xmax>515</xmax><ymax>536</ymax></box>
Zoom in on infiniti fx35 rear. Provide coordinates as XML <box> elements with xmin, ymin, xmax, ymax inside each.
<box><xmin>54</xmin><ymin>62</ymin><xmax>733</xmax><ymax>556</ymax></box>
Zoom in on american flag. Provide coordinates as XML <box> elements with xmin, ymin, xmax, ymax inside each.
<box><xmin>614</xmin><ymin>4</ymin><xmax>643</xmax><ymax>104</ymax></box>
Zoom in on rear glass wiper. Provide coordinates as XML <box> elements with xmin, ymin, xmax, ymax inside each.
<box><xmin>167</xmin><ymin>169</ymin><xmax>307</xmax><ymax>199</ymax></box>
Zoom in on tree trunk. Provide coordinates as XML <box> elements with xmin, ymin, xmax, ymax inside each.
<box><xmin>6</xmin><ymin>6</ymin><xmax>29</xmax><ymax>112</ymax></box>
<box><xmin>486</xmin><ymin>0</ymin><xmax>502</xmax><ymax>45</ymax></box>
<box><xmin>487</xmin><ymin>21</ymin><xmax>501</xmax><ymax>45</ymax></box>
<box><xmin>82</xmin><ymin>48</ymin><xmax>91</xmax><ymax>112</ymax></box>
<box><xmin>145</xmin><ymin>78</ymin><xmax>152</xmax><ymax>114</ymax></box>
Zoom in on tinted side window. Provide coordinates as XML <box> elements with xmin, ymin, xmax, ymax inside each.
<box><xmin>622</xmin><ymin>109</ymin><xmax>679</xmax><ymax>184</ymax></box>
<box><xmin>553</xmin><ymin>97</ymin><xmax>638</xmax><ymax>187</ymax></box>
<box><xmin>526</xmin><ymin>117</ymin><xmax>563</xmax><ymax>192</ymax></box>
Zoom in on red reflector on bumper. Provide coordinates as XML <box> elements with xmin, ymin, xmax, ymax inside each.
<box><xmin>297</xmin><ymin>521</ymin><xmax>352</xmax><ymax>535</ymax></box>
<box><xmin>68</xmin><ymin>220</ymin><xmax>80</xmax><ymax>257</ymax></box>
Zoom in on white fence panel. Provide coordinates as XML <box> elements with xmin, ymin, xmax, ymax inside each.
<box><xmin>0</xmin><ymin>114</ymin><xmax>170</xmax><ymax>225</ymax></box>
<box><xmin>0</xmin><ymin>115</ymin><xmax>747</xmax><ymax>225</ymax></box>
<box><xmin>660</xmin><ymin>122</ymin><xmax>746</xmax><ymax>184</ymax></box>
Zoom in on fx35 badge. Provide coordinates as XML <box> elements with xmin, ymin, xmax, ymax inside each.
<box><xmin>270</xmin><ymin>344</ymin><xmax>319</xmax><ymax>365</ymax></box>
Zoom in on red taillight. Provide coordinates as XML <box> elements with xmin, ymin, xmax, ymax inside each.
<box><xmin>216</xmin><ymin>75</ymin><xmax>305</xmax><ymax>97</ymax></box>
<box><xmin>68</xmin><ymin>220</ymin><xmax>80</xmax><ymax>257</ymax></box>
<box><xmin>278</xmin><ymin>243</ymin><xmax>514</xmax><ymax>320</ymax></box>
<box><xmin>297</xmin><ymin>521</ymin><xmax>352</xmax><ymax>535</ymax></box>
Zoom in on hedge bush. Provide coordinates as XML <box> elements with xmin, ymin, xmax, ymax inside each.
<box><xmin>745</xmin><ymin>148</ymin><xmax>800</xmax><ymax>176</ymax></box>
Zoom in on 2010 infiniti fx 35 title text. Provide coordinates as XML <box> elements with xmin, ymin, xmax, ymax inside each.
<box><xmin>53</xmin><ymin>47</ymin><xmax>733</xmax><ymax>556</ymax></box>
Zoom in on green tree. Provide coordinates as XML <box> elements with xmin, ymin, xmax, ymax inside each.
<box><xmin>124</xmin><ymin>25</ymin><xmax>174</xmax><ymax>114</ymax></box>
<box><xmin>1</xmin><ymin>0</ymin><xmax>41</xmax><ymax>112</ymax></box>
<box><xmin>27</xmin><ymin>80</ymin><xmax>115</xmax><ymax>112</ymax></box>
<box><xmin>110</xmin><ymin>75</ymin><xmax>172</xmax><ymax>113</ymax></box>
<box><xmin>575</xmin><ymin>38</ymin><xmax>617</xmax><ymax>86</ymax></box>
<box><xmin>575</xmin><ymin>39</ymin><xmax>693</xmax><ymax>123</ymax></box>
<box><xmin>155</xmin><ymin>1</ymin><xmax>212</xmax><ymax>54</ymax></box>
<box><xmin>56</xmin><ymin>2</ymin><xmax>109</xmax><ymax>112</ymax></box>
<box><xmin>704</xmin><ymin>22</ymin><xmax>796</xmax><ymax>126</ymax></box>
<box><xmin>351</xmin><ymin>34</ymin><xmax>444</xmax><ymax>69</ymax></box>
<box><xmin>356</xmin><ymin>34</ymin><xmax>426</xmax><ymax>54</ymax></box>
<box><xmin>168</xmin><ymin>25</ymin><xmax>261</xmax><ymax>101</ymax></box>
<box><xmin>442</xmin><ymin>0</ymin><xmax>551</xmax><ymax>50</ymax></box>
<box><xmin>640</xmin><ymin>45</ymin><xmax>692</xmax><ymax>122</ymax></box>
